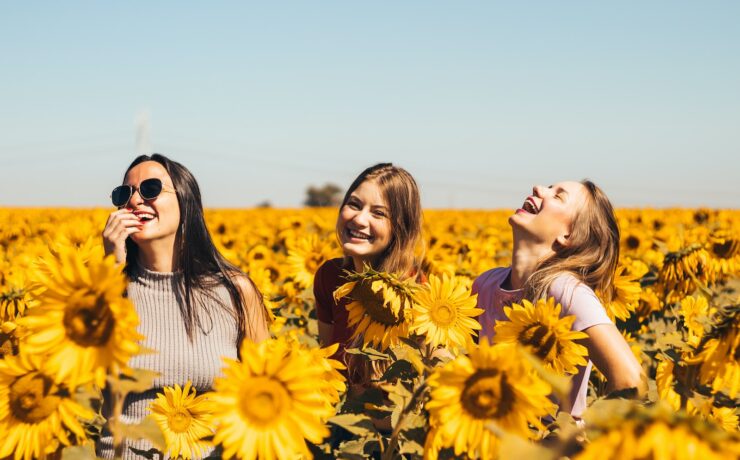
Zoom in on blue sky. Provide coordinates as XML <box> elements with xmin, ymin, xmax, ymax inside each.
<box><xmin>1</xmin><ymin>1</ymin><xmax>738</xmax><ymax>208</ymax></box>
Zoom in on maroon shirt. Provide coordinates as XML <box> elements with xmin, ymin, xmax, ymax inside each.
<box><xmin>314</xmin><ymin>258</ymin><xmax>354</xmax><ymax>358</ymax></box>
<box><xmin>313</xmin><ymin>258</ymin><xmax>427</xmax><ymax>357</ymax></box>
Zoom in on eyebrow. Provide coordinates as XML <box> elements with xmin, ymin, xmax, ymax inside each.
<box><xmin>349</xmin><ymin>194</ymin><xmax>388</xmax><ymax>210</ymax></box>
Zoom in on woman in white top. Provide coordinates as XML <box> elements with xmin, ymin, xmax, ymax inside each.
<box><xmin>473</xmin><ymin>180</ymin><xmax>644</xmax><ymax>416</ymax></box>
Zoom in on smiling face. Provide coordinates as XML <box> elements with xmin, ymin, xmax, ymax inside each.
<box><xmin>123</xmin><ymin>161</ymin><xmax>180</xmax><ymax>245</ymax></box>
<box><xmin>509</xmin><ymin>181</ymin><xmax>589</xmax><ymax>248</ymax></box>
<box><xmin>337</xmin><ymin>179</ymin><xmax>392</xmax><ymax>269</ymax></box>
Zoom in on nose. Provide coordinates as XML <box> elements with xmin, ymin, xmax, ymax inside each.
<box><xmin>532</xmin><ymin>185</ymin><xmax>545</xmax><ymax>197</ymax></box>
<box><xmin>127</xmin><ymin>188</ymin><xmax>144</xmax><ymax>208</ymax></box>
<box><xmin>351</xmin><ymin>208</ymin><xmax>371</xmax><ymax>227</ymax></box>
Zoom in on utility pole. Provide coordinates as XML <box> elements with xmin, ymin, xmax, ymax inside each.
<box><xmin>135</xmin><ymin>109</ymin><xmax>151</xmax><ymax>154</ymax></box>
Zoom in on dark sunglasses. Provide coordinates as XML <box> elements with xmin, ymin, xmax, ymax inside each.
<box><xmin>110</xmin><ymin>178</ymin><xmax>176</xmax><ymax>207</ymax></box>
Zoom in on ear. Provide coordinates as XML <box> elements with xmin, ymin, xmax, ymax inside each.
<box><xmin>555</xmin><ymin>233</ymin><xmax>570</xmax><ymax>248</ymax></box>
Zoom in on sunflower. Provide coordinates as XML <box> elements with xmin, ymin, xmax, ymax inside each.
<box><xmin>598</xmin><ymin>263</ymin><xmax>643</xmax><ymax>322</ymax></box>
<box><xmin>680</xmin><ymin>295</ymin><xmax>712</xmax><ymax>347</ymax></box>
<box><xmin>16</xmin><ymin>247</ymin><xmax>142</xmax><ymax>387</ymax></box>
<box><xmin>411</xmin><ymin>273</ymin><xmax>483</xmax><ymax>351</ymax></box>
<box><xmin>494</xmin><ymin>297</ymin><xmax>589</xmax><ymax>375</ymax></box>
<box><xmin>149</xmin><ymin>381</ymin><xmax>214</xmax><ymax>460</ymax></box>
<box><xmin>0</xmin><ymin>352</ymin><xmax>95</xmax><ymax>460</ymax></box>
<box><xmin>707</xmin><ymin>228</ymin><xmax>740</xmax><ymax>278</ymax></box>
<box><xmin>307</xmin><ymin>342</ymin><xmax>347</xmax><ymax>405</ymax></box>
<box><xmin>246</xmin><ymin>244</ymin><xmax>273</xmax><ymax>266</ymax></box>
<box><xmin>286</xmin><ymin>235</ymin><xmax>338</xmax><ymax>289</ymax></box>
<box><xmin>659</xmin><ymin>243</ymin><xmax>713</xmax><ymax>301</ymax></box>
<box><xmin>707</xmin><ymin>407</ymin><xmax>739</xmax><ymax>432</ymax></box>
<box><xmin>635</xmin><ymin>287</ymin><xmax>662</xmax><ymax>319</ymax></box>
<box><xmin>334</xmin><ymin>268</ymin><xmax>418</xmax><ymax>350</ymax></box>
<box><xmin>685</xmin><ymin>304</ymin><xmax>740</xmax><ymax>398</ymax></box>
<box><xmin>211</xmin><ymin>337</ymin><xmax>341</xmax><ymax>460</ymax></box>
<box><xmin>0</xmin><ymin>269</ymin><xmax>33</xmax><ymax>323</ymax></box>
<box><xmin>576</xmin><ymin>401</ymin><xmax>740</xmax><ymax>460</ymax></box>
<box><xmin>426</xmin><ymin>341</ymin><xmax>556</xmax><ymax>460</ymax></box>
<box><xmin>621</xmin><ymin>227</ymin><xmax>651</xmax><ymax>256</ymax></box>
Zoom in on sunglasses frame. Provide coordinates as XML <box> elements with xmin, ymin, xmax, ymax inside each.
<box><xmin>110</xmin><ymin>178</ymin><xmax>177</xmax><ymax>208</ymax></box>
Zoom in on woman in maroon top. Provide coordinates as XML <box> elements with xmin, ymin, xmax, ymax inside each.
<box><xmin>313</xmin><ymin>163</ymin><xmax>424</xmax><ymax>361</ymax></box>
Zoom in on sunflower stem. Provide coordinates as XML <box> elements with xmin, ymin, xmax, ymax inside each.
<box><xmin>381</xmin><ymin>380</ymin><xmax>428</xmax><ymax>460</ymax></box>
<box><xmin>109</xmin><ymin>373</ymin><xmax>127</xmax><ymax>459</ymax></box>
<box><xmin>685</xmin><ymin>269</ymin><xmax>713</xmax><ymax>298</ymax></box>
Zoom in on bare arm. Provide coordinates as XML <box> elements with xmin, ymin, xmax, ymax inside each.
<box><xmin>582</xmin><ymin>323</ymin><xmax>646</xmax><ymax>396</ymax></box>
<box><xmin>234</xmin><ymin>275</ymin><xmax>270</xmax><ymax>343</ymax></box>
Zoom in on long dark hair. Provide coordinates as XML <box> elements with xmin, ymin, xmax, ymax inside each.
<box><xmin>123</xmin><ymin>154</ymin><xmax>266</xmax><ymax>346</ymax></box>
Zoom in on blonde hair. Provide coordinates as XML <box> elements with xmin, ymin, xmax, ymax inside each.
<box><xmin>524</xmin><ymin>180</ymin><xmax>620</xmax><ymax>302</ymax></box>
<box><xmin>338</xmin><ymin>163</ymin><xmax>425</xmax><ymax>279</ymax></box>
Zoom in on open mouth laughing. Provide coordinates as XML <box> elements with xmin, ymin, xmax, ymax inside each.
<box><xmin>520</xmin><ymin>197</ymin><xmax>540</xmax><ymax>215</ymax></box>
<box><xmin>133</xmin><ymin>211</ymin><xmax>157</xmax><ymax>223</ymax></box>
<box><xmin>345</xmin><ymin>227</ymin><xmax>373</xmax><ymax>242</ymax></box>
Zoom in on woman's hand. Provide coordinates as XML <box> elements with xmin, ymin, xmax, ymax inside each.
<box><xmin>102</xmin><ymin>209</ymin><xmax>142</xmax><ymax>264</ymax></box>
<box><xmin>583</xmin><ymin>323</ymin><xmax>647</xmax><ymax>396</ymax></box>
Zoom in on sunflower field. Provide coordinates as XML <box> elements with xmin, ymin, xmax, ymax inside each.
<box><xmin>0</xmin><ymin>207</ymin><xmax>738</xmax><ymax>459</ymax></box>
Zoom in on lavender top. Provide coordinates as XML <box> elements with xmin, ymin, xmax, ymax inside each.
<box><xmin>472</xmin><ymin>267</ymin><xmax>612</xmax><ymax>417</ymax></box>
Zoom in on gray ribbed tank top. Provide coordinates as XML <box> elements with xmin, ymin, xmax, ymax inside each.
<box><xmin>97</xmin><ymin>267</ymin><xmax>238</xmax><ymax>459</ymax></box>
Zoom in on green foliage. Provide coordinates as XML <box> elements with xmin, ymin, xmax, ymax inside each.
<box><xmin>305</xmin><ymin>183</ymin><xmax>344</xmax><ymax>207</ymax></box>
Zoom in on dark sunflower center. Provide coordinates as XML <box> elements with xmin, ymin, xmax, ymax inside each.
<box><xmin>9</xmin><ymin>372</ymin><xmax>62</xmax><ymax>423</ymax></box>
<box><xmin>713</xmin><ymin>240</ymin><xmax>738</xmax><ymax>259</ymax></box>
<box><xmin>63</xmin><ymin>294</ymin><xmax>115</xmax><ymax>347</ymax></box>
<box><xmin>352</xmin><ymin>281</ymin><xmax>403</xmax><ymax>326</ymax></box>
<box><xmin>305</xmin><ymin>254</ymin><xmax>323</xmax><ymax>273</ymax></box>
<box><xmin>693</xmin><ymin>210</ymin><xmax>709</xmax><ymax>224</ymax></box>
<box><xmin>626</xmin><ymin>235</ymin><xmax>641</xmax><ymax>250</ymax></box>
<box><xmin>518</xmin><ymin>322</ymin><xmax>558</xmax><ymax>361</ymax></box>
<box><xmin>460</xmin><ymin>369</ymin><xmax>515</xmax><ymax>419</ymax></box>
<box><xmin>0</xmin><ymin>331</ymin><xmax>17</xmax><ymax>357</ymax></box>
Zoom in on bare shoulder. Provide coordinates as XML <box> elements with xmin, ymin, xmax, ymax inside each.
<box><xmin>231</xmin><ymin>273</ymin><xmax>256</xmax><ymax>291</ymax></box>
<box><xmin>229</xmin><ymin>272</ymin><xmax>261</xmax><ymax>301</ymax></box>
<box><xmin>228</xmin><ymin>271</ymin><xmax>271</xmax><ymax>342</ymax></box>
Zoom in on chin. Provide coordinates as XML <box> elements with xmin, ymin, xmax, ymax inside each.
<box><xmin>343</xmin><ymin>245</ymin><xmax>380</xmax><ymax>261</ymax></box>
<box><xmin>507</xmin><ymin>214</ymin><xmax>523</xmax><ymax>229</ymax></box>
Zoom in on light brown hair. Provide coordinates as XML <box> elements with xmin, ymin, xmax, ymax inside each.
<box><xmin>339</xmin><ymin>163</ymin><xmax>424</xmax><ymax>385</ymax></box>
<box><xmin>524</xmin><ymin>179</ymin><xmax>620</xmax><ymax>302</ymax></box>
<box><xmin>338</xmin><ymin>163</ymin><xmax>425</xmax><ymax>279</ymax></box>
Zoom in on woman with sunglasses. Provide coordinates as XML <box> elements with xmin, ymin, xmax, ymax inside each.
<box><xmin>98</xmin><ymin>154</ymin><xmax>270</xmax><ymax>459</ymax></box>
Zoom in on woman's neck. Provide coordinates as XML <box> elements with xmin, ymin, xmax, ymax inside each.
<box><xmin>136</xmin><ymin>241</ymin><xmax>178</xmax><ymax>273</ymax></box>
<box><xmin>352</xmin><ymin>256</ymin><xmax>372</xmax><ymax>273</ymax></box>
<box><xmin>508</xmin><ymin>237</ymin><xmax>553</xmax><ymax>290</ymax></box>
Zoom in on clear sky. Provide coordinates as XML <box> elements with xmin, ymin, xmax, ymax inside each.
<box><xmin>1</xmin><ymin>1</ymin><xmax>738</xmax><ymax>209</ymax></box>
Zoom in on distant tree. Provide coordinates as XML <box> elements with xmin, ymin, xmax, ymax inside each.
<box><xmin>304</xmin><ymin>183</ymin><xmax>343</xmax><ymax>207</ymax></box>
<box><xmin>256</xmin><ymin>200</ymin><xmax>272</xmax><ymax>208</ymax></box>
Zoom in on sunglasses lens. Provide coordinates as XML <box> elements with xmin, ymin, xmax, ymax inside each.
<box><xmin>111</xmin><ymin>186</ymin><xmax>132</xmax><ymax>207</ymax></box>
<box><xmin>140</xmin><ymin>178</ymin><xmax>163</xmax><ymax>200</ymax></box>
